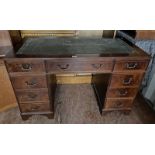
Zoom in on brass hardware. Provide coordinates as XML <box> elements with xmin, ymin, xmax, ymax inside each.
<box><xmin>25</xmin><ymin>79</ymin><xmax>37</xmax><ymax>86</ymax></box>
<box><xmin>57</xmin><ymin>64</ymin><xmax>69</xmax><ymax>70</ymax></box>
<box><xmin>126</xmin><ymin>62</ymin><xmax>138</xmax><ymax>69</ymax></box>
<box><xmin>20</xmin><ymin>63</ymin><xmax>32</xmax><ymax>71</ymax></box>
<box><xmin>123</xmin><ymin>77</ymin><xmax>133</xmax><ymax>85</ymax></box>
<box><xmin>31</xmin><ymin>106</ymin><xmax>39</xmax><ymax>111</ymax></box>
<box><xmin>28</xmin><ymin>93</ymin><xmax>37</xmax><ymax>99</ymax></box>
<box><xmin>92</xmin><ymin>64</ymin><xmax>103</xmax><ymax>69</ymax></box>
<box><xmin>115</xmin><ymin>101</ymin><xmax>123</xmax><ymax>108</ymax></box>
<box><xmin>118</xmin><ymin>89</ymin><xmax>128</xmax><ymax>96</ymax></box>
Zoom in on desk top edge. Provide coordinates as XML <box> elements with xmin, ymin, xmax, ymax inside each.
<box><xmin>2</xmin><ymin>37</ymin><xmax>150</xmax><ymax>59</ymax></box>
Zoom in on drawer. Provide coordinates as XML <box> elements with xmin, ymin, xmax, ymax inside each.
<box><xmin>82</xmin><ymin>61</ymin><xmax>113</xmax><ymax>72</ymax></box>
<box><xmin>107</xmin><ymin>88</ymin><xmax>138</xmax><ymax>98</ymax></box>
<box><xmin>46</xmin><ymin>60</ymin><xmax>113</xmax><ymax>73</ymax></box>
<box><xmin>6</xmin><ymin>59</ymin><xmax>45</xmax><ymax>73</ymax></box>
<box><xmin>104</xmin><ymin>98</ymin><xmax>133</xmax><ymax>109</ymax></box>
<box><xmin>20</xmin><ymin>102</ymin><xmax>51</xmax><ymax>113</ymax></box>
<box><xmin>16</xmin><ymin>89</ymin><xmax>49</xmax><ymax>102</ymax></box>
<box><xmin>114</xmin><ymin>60</ymin><xmax>148</xmax><ymax>72</ymax></box>
<box><xmin>46</xmin><ymin>61</ymin><xmax>78</xmax><ymax>72</ymax></box>
<box><xmin>10</xmin><ymin>74</ymin><xmax>47</xmax><ymax>89</ymax></box>
<box><xmin>110</xmin><ymin>73</ymin><xmax>143</xmax><ymax>88</ymax></box>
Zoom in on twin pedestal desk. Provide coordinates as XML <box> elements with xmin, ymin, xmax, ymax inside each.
<box><xmin>4</xmin><ymin>38</ymin><xmax>150</xmax><ymax>120</ymax></box>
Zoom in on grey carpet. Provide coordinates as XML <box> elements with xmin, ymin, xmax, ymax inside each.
<box><xmin>0</xmin><ymin>84</ymin><xmax>152</xmax><ymax>124</ymax></box>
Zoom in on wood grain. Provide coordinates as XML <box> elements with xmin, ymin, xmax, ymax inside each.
<box><xmin>6</xmin><ymin>59</ymin><xmax>45</xmax><ymax>73</ymax></box>
<box><xmin>114</xmin><ymin>60</ymin><xmax>148</xmax><ymax>72</ymax></box>
<box><xmin>9</xmin><ymin>30</ymin><xmax>22</xmax><ymax>50</ymax></box>
<box><xmin>3</xmin><ymin>37</ymin><xmax>150</xmax><ymax>119</ymax></box>
<box><xmin>107</xmin><ymin>87</ymin><xmax>138</xmax><ymax>98</ymax></box>
<box><xmin>0</xmin><ymin>60</ymin><xmax>17</xmax><ymax>111</ymax></box>
<box><xmin>0</xmin><ymin>30</ymin><xmax>12</xmax><ymax>47</ymax></box>
<box><xmin>16</xmin><ymin>88</ymin><xmax>49</xmax><ymax>103</ymax></box>
<box><xmin>10</xmin><ymin>74</ymin><xmax>47</xmax><ymax>89</ymax></box>
<box><xmin>19</xmin><ymin>102</ymin><xmax>51</xmax><ymax>113</ymax></box>
<box><xmin>104</xmin><ymin>98</ymin><xmax>134</xmax><ymax>109</ymax></box>
<box><xmin>110</xmin><ymin>73</ymin><xmax>143</xmax><ymax>88</ymax></box>
<box><xmin>136</xmin><ymin>30</ymin><xmax>155</xmax><ymax>39</ymax></box>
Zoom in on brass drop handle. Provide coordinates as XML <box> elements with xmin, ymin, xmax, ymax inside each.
<box><xmin>31</xmin><ymin>106</ymin><xmax>40</xmax><ymax>111</ymax></box>
<box><xmin>25</xmin><ymin>79</ymin><xmax>37</xmax><ymax>86</ymax></box>
<box><xmin>57</xmin><ymin>64</ymin><xmax>69</xmax><ymax>70</ymax></box>
<box><xmin>92</xmin><ymin>64</ymin><xmax>103</xmax><ymax>69</ymax></box>
<box><xmin>28</xmin><ymin>93</ymin><xmax>37</xmax><ymax>99</ymax></box>
<box><xmin>118</xmin><ymin>89</ymin><xmax>128</xmax><ymax>96</ymax></box>
<box><xmin>126</xmin><ymin>62</ymin><xmax>138</xmax><ymax>69</ymax></box>
<box><xmin>115</xmin><ymin>101</ymin><xmax>123</xmax><ymax>108</ymax></box>
<box><xmin>31</xmin><ymin>108</ymin><xmax>37</xmax><ymax>111</ymax></box>
<box><xmin>123</xmin><ymin>77</ymin><xmax>133</xmax><ymax>85</ymax></box>
<box><xmin>20</xmin><ymin>63</ymin><xmax>32</xmax><ymax>71</ymax></box>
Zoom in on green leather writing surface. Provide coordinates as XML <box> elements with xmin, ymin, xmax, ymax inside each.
<box><xmin>17</xmin><ymin>37</ymin><xmax>133</xmax><ymax>57</ymax></box>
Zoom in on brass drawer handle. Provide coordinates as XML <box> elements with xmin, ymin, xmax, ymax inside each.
<box><xmin>20</xmin><ymin>63</ymin><xmax>32</xmax><ymax>71</ymax></box>
<box><xmin>25</xmin><ymin>79</ymin><xmax>37</xmax><ymax>86</ymax></box>
<box><xmin>28</xmin><ymin>93</ymin><xmax>37</xmax><ymax>99</ymax></box>
<box><xmin>57</xmin><ymin>64</ymin><xmax>69</xmax><ymax>70</ymax></box>
<box><xmin>126</xmin><ymin>62</ymin><xmax>138</xmax><ymax>69</ymax></box>
<box><xmin>114</xmin><ymin>101</ymin><xmax>123</xmax><ymax>108</ymax></box>
<box><xmin>123</xmin><ymin>77</ymin><xmax>133</xmax><ymax>85</ymax></box>
<box><xmin>31</xmin><ymin>106</ymin><xmax>40</xmax><ymax>111</ymax></box>
<box><xmin>92</xmin><ymin>64</ymin><xmax>104</xmax><ymax>69</ymax></box>
<box><xmin>31</xmin><ymin>108</ymin><xmax>37</xmax><ymax>111</ymax></box>
<box><xmin>118</xmin><ymin>89</ymin><xmax>128</xmax><ymax>96</ymax></box>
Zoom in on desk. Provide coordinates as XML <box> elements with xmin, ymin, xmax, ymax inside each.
<box><xmin>4</xmin><ymin>37</ymin><xmax>150</xmax><ymax>120</ymax></box>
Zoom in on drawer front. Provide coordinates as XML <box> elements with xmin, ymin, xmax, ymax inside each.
<box><xmin>10</xmin><ymin>74</ymin><xmax>47</xmax><ymax>89</ymax></box>
<box><xmin>104</xmin><ymin>98</ymin><xmax>133</xmax><ymax>109</ymax></box>
<box><xmin>20</xmin><ymin>102</ymin><xmax>51</xmax><ymax>113</ymax></box>
<box><xmin>46</xmin><ymin>61</ymin><xmax>78</xmax><ymax>72</ymax></box>
<box><xmin>114</xmin><ymin>60</ymin><xmax>148</xmax><ymax>72</ymax></box>
<box><xmin>110</xmin><ymin>73</ymin><xmax>143</xmax><ymax>88</ymax></box>
<box><xmin>82</xmin><ymin>61</ymin><xmax>113</xmax><ymax>72</ymax></box>
<box><xmin>6</xmin><ymin>59</ymin><xmax>45</xmax><ymax>73</ymax></box>
<box><xmin>107</xmin><ymin>88</ymin><xmax>138</xmax><ymax>98</ymax></box>
<box><xmin>46</xmin><ymin>60</ymin><xmax>113</xmax><ymax>73</ymax></box>
<box><xmin>16</xmin><ymin>89</ymin><xmax>49</xmax><ymax>102</ymax></box>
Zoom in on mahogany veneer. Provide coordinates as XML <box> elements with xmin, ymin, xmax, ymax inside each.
<box><xmin>3</xmin><ymin>38</ymin><xmax>150</xmax><ymax>120</ymax></box>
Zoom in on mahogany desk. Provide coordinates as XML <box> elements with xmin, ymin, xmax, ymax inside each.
<box><xmin>4</xmin><ymin>37</ymin><xmax>150</xmax><ymax>120</ymax></box>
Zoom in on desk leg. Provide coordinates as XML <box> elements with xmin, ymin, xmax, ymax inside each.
<box><xmin>21</xmin><ymin>114</ymin><xmax>32</xmax><ymax>121</ymax></box>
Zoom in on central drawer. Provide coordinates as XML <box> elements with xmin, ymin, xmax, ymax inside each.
<box><xmin>10</xmin><ymin>74</ymin><xmax>47</xmax><ymax>89</ymax></box>
<box><xmin>107</xmin><ymin>87</ymin><xmax>138</xmax><ymax>98</ymax></box>
<box><xmin>16</xmin><ymin>89</ymin><xmax>49</xmax><ymax>102</ymax></box>
<box><xmin>46</xmin><ymin>60</ymin><xmax>113</xmax><ymax>73</ymax></box>
<box><xmin>46</xmin><ymin>61</ymin><xmax>79</xmax><ymax>72</ymax></box>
